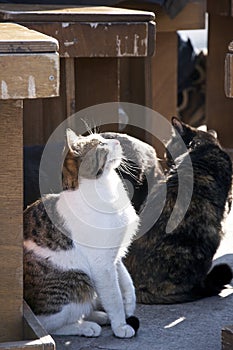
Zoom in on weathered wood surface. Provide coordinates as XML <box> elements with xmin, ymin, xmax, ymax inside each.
<box><xmin>0</xmin><ymin>23</ymin><xmax>58</xmax><ymax>53</ymax></box>
<box><xmin>1</xmin><ymin>6</ymin><xmax>155</xmax><ymax>58</ymax></box>
<box><xmin>225</xmin><ymin>42</ymin><xmax>233</xmax><ymax>98</ymax></box>
<box><xmin>0</xmin><ymin>100</ymin><xmax>23</xmax><ymax>343</ymax></box>
<box><xmin>23</xmin><ymin>21</ymin><xmax>155</xmax><ymax>58</ymax></box>
<box><xmin>121</xmin><ymin>0</ymin><xmax>206</xmax><ymax>31</ymax></box>
<box><xmin>0</xmin><ymin>23</ymin><xmax>59</xmax><ymax>99</ymax></box>
<box><xmin>0</xmin><ymin>53</ymin><xmax>59</xmax><ymax>99</ymax></box>
<box><xmin>0</xmin><ymin>4</ymin><xmax>154</xmax><ymax>22</ymax></box>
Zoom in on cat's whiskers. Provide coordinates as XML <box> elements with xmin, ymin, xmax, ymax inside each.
<box><xmin>80</xmin><ymin>118</ymin><xmax>94</xmax><ymax>135</ymax></box>
<box><xmin>119</xmin><ymin>158</ymin><xmax>141</xmax><ymax>184</ymax></box>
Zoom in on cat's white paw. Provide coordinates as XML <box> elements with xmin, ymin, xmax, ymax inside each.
<box><xmin>81</xmin><ymin>321</ymin><xmax>102</xmax><ymax>337</ymax></box>
<box><xmin>113</xmin><ymin>324</ymin><xmax>135</xmax><ymax>338</ymax></box>
<box><xmin>51</xmin><ymin>321</ymin><xmax>101</xmax><ymax>337</ymax></box>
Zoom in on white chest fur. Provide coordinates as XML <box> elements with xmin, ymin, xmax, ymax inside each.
<box><xmin>56</xmin><ymin>169</ymin><xmax>139</xmax><ymax>251</ymax></box>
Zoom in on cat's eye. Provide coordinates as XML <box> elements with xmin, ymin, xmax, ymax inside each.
<box><xmin>99</xmin><ymin>141</ymin><xmax>107</xmax><ymax>146</ymax></box>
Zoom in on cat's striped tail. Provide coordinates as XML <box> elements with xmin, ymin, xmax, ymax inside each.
<box><xmin>136</xmin><ymin>264</ymin><xmax>233</xmax><ymax>304</ymax></box>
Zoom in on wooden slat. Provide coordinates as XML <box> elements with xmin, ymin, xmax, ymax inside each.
<box><xmin>0</xmin><ymin>5</ymin><xmax>154</xmax><ymax>22</ymax></box>
<box><xmin>0</xmin><ymin>100</ymin><xmax>23</xmax><ymax>342</ymax></box>
<box><xmin>0</xmin><ymin>23</ymin><xmax>58</xmax><ymax>53</ymax></box>
<box><xmin>225</xmin><ymin>52</ymin><xmax>233</xmax><ymax>97</ymax></box>
<box><xmin>64</xmin><ymin>58</ymin><xmax>76</xmax><ymax>117</ymax></box>
<box><xmin>225</xmin><ymin>42</ymin><xmax>233</xmax><ymax>97</ymax></box>
<box><xmin>20</xmin><ymin>21</ymin><xmax>155</xmax><ymax>58</ymax></box>
<box><xmin>23</xmin><ymin>302</ymin><xmax>55</xmax><ymax>350</ymax></box>
<box><xmin>75</xmin><ymin>57</ymin><xmax>120</xmax><ymax>113</ymax></box>
<box><xmin>0</xmin><ymin>53</ymin><xmax>59</xmax><ymax>99</ymax></box>
<box><xmin>0</xmin><ymin>300</ymin><xmax>56</xmax><ymax>348</ymax></box>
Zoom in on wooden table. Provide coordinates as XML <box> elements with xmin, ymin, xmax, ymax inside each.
<box><xmin>0</xmin><ymin>5</ymin><xmax>155</xmax><ymax>145</ymax></box>
<box><xmin>206</xmin><ymin>0</ymin><xmax>233</xmax><ymax>148</ymax></box>
<box><xmin>0</xmin><ymin>23</ymin><xmax>58</xmax><ymax>349</ymax></box>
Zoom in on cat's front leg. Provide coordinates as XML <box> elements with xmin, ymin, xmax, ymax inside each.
<box><xmin>91</xmin><ymin>264</ymin><xmax>135</xmax><ymax>338</ymax></box>
<box><xmin>117</xmin><ymin>260</ymin><xmax>136</xmax><ymax>317</ymax></box>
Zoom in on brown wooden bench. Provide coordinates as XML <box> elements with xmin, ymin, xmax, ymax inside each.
<box><xmin>0</xmin><ymin>22</ymin><xmax>58</xmax><ymax>350</ymax></box>
<box><xmin>0</xmin><ymin>5</ymin><xmax>155</xmax><ymax>145</ymax></box>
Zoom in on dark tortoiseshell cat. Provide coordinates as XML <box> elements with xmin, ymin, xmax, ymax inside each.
<box><xmin>125</xmin><ymin>117</ymin><xmax>233</xmax><ymax>304</ymax></box>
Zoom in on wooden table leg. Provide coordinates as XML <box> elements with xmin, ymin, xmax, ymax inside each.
<box><xmin>65</xmin><ymin>57</ymin><xmax>76</xmax><ymax>118</ymax></box>
<box><xmin>0</xmin><ymin>100</ymin><xmax>23</xmax><ymax>342</ymax></box>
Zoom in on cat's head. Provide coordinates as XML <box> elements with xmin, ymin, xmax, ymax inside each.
<box><xmin>165</xmin><ymin>117</ymin><xmax>218</xmax><ymax>167</ymax></box>
<box><xmin>62</xmin><ymin>129</ymin><xmax>122</xmax><ymax>190</ymax></box>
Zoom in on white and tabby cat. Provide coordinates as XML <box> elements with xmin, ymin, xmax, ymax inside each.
<box><xmin>24</xmin><ymin>129</ymin><xmax>140</xmax><ymax>338</ymax></box>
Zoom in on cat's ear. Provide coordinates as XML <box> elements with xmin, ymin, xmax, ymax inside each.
<box><xmin>208</xmin><ymin>129</ymin><xmax>218</xmax><ymax>139</ymax></box>
<box><xmin>171</xmin><ymin>116</ymin><xmax>184</xmax><ymax>135</ymax></box>
<box><xmin>66</xmin><ymin>128</ymin><xmax>78</xmax><ymax>150</ymax></box>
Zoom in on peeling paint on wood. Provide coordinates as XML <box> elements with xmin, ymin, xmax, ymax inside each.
<box><xmin>1</xmin><ymin>80</ymin><xmax>9</xmax><ymax>99</ymax></box>
<box><xmin>28</xmin><ymin>75</ymin><xmax>36</xmax><ymax>98</ymax></box>
<box><xmin>62</xmin><ymin>22</ymin><xmax>70</xmax><ymax>28</ymax></box>
<box><xmin>90</xmin><ymin>22</ymin><xmax>98</xmax><ymax>29</ymax></box>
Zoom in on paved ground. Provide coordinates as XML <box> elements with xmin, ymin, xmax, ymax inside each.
<box><xmin>53</xmin><ymin>208</ymin><xmax>233</xmax><ymax>350</ymax></box>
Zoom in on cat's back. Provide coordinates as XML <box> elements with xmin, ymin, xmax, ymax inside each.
<box><xmin>24</xmin><ymin>195</ymin><xmax>73</xmax><ymax>251</ymax></box>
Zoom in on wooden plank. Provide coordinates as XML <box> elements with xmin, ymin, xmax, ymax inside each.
<box><xmin>225</xmin><ymin>52</ymin><xmax>233</xmax><ymax>97</ymax></box>
<box><xmin>206</xmin><ymin>13</ymin><xmax>233</xmax><ymax>147</ymax></box>
<box><xmin>146</xmin><ymin>31</ymin><xmax>177</xmax><ymax>157</ymax></box>
<box><xmin>21</xmin><ymin>21</ymin><xmax>154</xmax><ymax>58</ymax></box>
<box><xmin>0</xmin><ymin>23</ymin><xmax>58</xmax><ymax>53</ymax></box>
<box><xmin>23</xmin><ymin>302</ymin><xmax>55</xmax><ymax>350</ymax></box>
<box><xmin>65</xmin><ymin>57</ymin><xmax>76</xmax><ymax>117</ymax></box>
<box><xmin>0</xmin><ymin>5</ymin><xmax>154</xmax><ymax>22</ymax></box>
<box><xmin>222</xmin><ymin>325</ymin><xmax>233</xmax><ymax>350</ymax></box>
<box><xmin>0</xmin><ymin>342</ymin><xmax>44</xmax><ymax>350</ymax></box>
<box><xmin>0</xmin><ymin>53</ymin><xmax>59</xmax><ymax>99</ymax></box>
<box><xmin>23</xmin><ymin>99</ymin><xmax>44</xmax><ymax>145</ymax></box>
<box><xmin>75</xmin><ymin>57</ymin><xmax>119</xmax><ymax>112</ymax></box>
<box><xmin>121</xmin><ymin>0</ymin><xmax>206</xmax><ymax>31</ymax></box>
<box><xmin>0</xmin><ymin>100</ymin><xmax>23</xmax><ymax>342</ymax></box>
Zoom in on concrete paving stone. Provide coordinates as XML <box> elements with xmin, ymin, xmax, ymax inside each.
<box><xmin>54</xmin><ymin>206</ymin><xmax>233</xmax><ymax>350</ymax></box>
